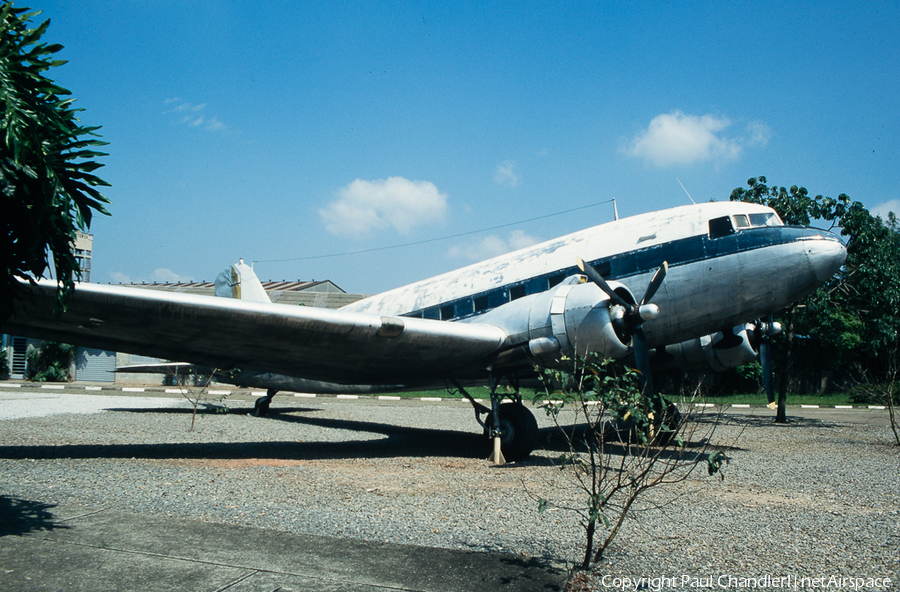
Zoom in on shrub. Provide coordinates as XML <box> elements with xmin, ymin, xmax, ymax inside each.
<box><xmin>846</xmin><ymin>382</ymin><xmax>899</xmax><ymax>405</ymax></box>
<box><xmin>25</xmin><ymin>341</ymin><xmax>73</xmax><ymax>382</ymax></box>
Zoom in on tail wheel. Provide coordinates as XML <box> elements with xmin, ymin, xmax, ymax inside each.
<box><xmin>485</xmin><ymin>402</ymin><xmax>539</xmax><ymax>462</ymax></box>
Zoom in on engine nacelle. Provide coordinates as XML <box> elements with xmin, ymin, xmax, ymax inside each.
<box><xmin>543</xmin><ymin>279</ymin><xmax>633</xmax><ymax>360</ymax></box>
<box><xmin>480</xmin><ymin>275</ymin><xmax>634</xmax><ymax>368</ymax></box>
<box><xmin>652</xmin><ymin>324</ymin><xmax>759</xmax><ymax>373</ymax></box>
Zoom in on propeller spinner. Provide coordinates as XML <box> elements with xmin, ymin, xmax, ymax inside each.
<box><xmin>576</xmin><ymin>258</ymin><xmax>668</xmax><ymax>397</ymax></box>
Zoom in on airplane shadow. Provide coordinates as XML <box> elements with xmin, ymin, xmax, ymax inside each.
<box><xmin>1</xmin><ymin>403</ymin><xmax>491</xmax><ymax>461</ymax></box>
<box><xmin>533</xmin><ymin>423</ymin><xmax>727</xmax><ymax>466</ymax></box>
<box><xmin>691</xmin><ymin>412</ymin><xmax>844</xmax><ymax>429</ymax></box>
<box><xmin>0</xmin><ymin>404</ymin><xmax>730</xmax><ymax>465</ymax></box>
<box><xmin>0</xmin><ymin>495</ymin><xmax>70</xmax><ymax>537</ymax></box>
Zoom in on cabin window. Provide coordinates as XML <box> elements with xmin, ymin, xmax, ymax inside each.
<box><xmin>548</xmin><ymin>273</ymin><xmax>565</xmax><ymax>289</ymax></box>
<box><xmin>592</xmin><ymin>260</ymin><xmax>611</xmax><ymax>277</ymax></box>
<box><xmin>708</xmin><ymin>216</ymin><xmax>735</xmax><ymax>239</ymax></box>
<box><xmin>732</xmin><ymin>214</ymin><xmax>750</xmax><ymax>229</ymax></box>
<box><xmin>440</xmin><ymin>303</ymin><xmax>456</xmax><ymax>320</ymax></box>
<box><xmin>473</xmin><ymin>294</ymin><xmax>489</xmax><ymax>312</ymax></box>
<box><xmin>749</xmin><ymin>212</ymin><xmax>782</xmax><ymax>227</ymax></box>
<box><xmin>510</xmin><ymin>284</ymin><xmax>527</xmax><ymax>301</ymax></box>
<box><xmin>489</xmin><ymin>289</ymin><xmax>510</xmax><ymax>308</ymax></box>
<box><xmin>423</xmin><ymin>306</ymin><xmax>440</xmax><ymax>320</ymax></box>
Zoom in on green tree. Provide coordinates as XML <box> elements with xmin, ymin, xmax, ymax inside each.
<box><xmin>1</xmin><ymin>3</ymin><xmax>111</xmax><ymax>322</ymax></box>
<box><xmin>531</xmin><ymin>356</ymin><xmax>725</xmax><ymax>569</ymax></box>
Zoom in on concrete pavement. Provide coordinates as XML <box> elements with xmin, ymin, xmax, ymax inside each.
<box><xmin>0</xmin><ymin>499</ymin><xmax>566</xmax><ymax>591</ymax></box>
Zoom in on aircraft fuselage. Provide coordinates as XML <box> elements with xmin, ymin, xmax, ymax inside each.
<box><xmin>342</xmin><ymin>201</ymin><xmax>845</xmax><ymax>358</ymax></box>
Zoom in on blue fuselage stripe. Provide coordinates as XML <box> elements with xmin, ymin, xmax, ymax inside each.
<box><xmin>403</xmin><ymin>226</ymin><xmax>836</xmax><ymax>321</ymax></box>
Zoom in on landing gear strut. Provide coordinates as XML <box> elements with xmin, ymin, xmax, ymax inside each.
<box><xmin>253</xmin><ymin>388</ymin><xmax>277</xmax><ymax>417</ymax></box>
<box><xmin>453</xmin><ymin>378</ymin><xmax>539</xmax><ymax>464</ymax></box>
<box><xmin>485</xmin><ymin>401</ymin><xmax>539</xmax><ymax>463</ymax></box>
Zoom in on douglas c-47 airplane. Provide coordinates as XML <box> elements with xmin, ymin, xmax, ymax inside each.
<box><xmin>4</xmin><ymin>201</ymin><xmax>846</xmax><ymax>461</ymax></box>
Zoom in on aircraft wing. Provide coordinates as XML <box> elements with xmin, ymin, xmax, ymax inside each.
<box><xmin>4</xmin><ymin>281</ymin><xmax>509</xmax><ymax>385</ymax></box>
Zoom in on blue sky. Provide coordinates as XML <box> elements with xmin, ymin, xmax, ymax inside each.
<box><xmin>33</xmin><ymin>0</ymin><xmax>900</xmax><ymax>294</ymax></box>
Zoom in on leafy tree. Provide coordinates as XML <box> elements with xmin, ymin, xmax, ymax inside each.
<box><xmin>531</xmin><ymin>356</ymin><xmax>726</xmax><ymax>569</ymax></box>
<box><xmin>1</xmin><ymin>3</ymin><xmax>111</xmax><ymax>322</ymax></box>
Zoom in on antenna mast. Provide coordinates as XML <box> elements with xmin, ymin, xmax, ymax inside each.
<box><xmin>676</xmin><ymin>178</ymin><xmax>696</xmax><ymax>204</ymax></box>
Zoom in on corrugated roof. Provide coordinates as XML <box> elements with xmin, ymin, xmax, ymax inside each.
<box><xmin>115</xmin><ymin>279</ymin><xmax>341</xmax><ymax>292</ymax></box>
<box><xmin>115</xmin><ymin>279</ymin><xmax>368</xmax><ymax>310</ymax></box>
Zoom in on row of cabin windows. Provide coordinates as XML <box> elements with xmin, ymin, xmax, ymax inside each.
<box><xmin>406</xmin><ymin>270</ymin><xmax>573</xmax><ymax>321</ymax></box>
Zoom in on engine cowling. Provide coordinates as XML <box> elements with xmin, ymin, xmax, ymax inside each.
<box><xmin>480</xmin><ymin>275</ymin><xmax>635</xmax><ymax>368</ymax></box>
<box><xmin>651</xmin><ymin>324</ymin><xmax>759</xmax><ymax>373</ymax></box>
<box><xmin>540</xmin><ymin>279</ymin><xmax>633</xmax><ymax>360</ymax></box>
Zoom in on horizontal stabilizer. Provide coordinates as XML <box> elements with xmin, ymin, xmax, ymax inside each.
<box><xmin>114</xmin><ymin>362</ymin><xmax>215</xmax><ymax>375</ymax></box>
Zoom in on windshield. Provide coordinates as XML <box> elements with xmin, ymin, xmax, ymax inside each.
<box><xmin>747</xmin><ymin>212</ymin><xmax>783</xmax><ymax>227</ymax></box>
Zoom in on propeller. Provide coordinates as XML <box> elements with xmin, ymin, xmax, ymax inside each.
<box><xmin>576</xmin><ymin>258</ymin><xmax>668</xmax><ymax>397</ymax></box>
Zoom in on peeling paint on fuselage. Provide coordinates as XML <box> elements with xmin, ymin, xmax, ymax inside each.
<box><xmin>342</xmin><ymin>202</ymin><xmax>717</xmax><ymax>316</ymax></box>
<box><xmin>341</xmin><ymin>201</ymin><xmax>846</xmax><ymax>352</ymax></box>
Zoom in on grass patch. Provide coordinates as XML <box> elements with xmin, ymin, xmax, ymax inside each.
<box><xmin>372</xmin><ymin>389</ymin><xmax>857</xmax><ymax>406</ymax></box>
<box><xmin>672</xmin><ymin>393</ymin><xmax>855</xmax><ymax>406</ymax></box>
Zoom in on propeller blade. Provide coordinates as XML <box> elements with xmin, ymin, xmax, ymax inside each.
<box><xmin>632</xmin><ymin>327</ymin><xmax>654</xmax><ymax>397</ymax></box>
<box><xmin>640</xmin><ymin>261</ymin><xmax>668</xmax><ymax>305</ymax></box>
<box><xmin>577</xmin><ymin>258</ymin><xmax>632</xmax><ymax>309</ymax></box>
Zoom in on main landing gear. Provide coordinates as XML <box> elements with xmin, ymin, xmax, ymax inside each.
<box><xmin>453</xmin><ymin>378</ymin><xmax>539</xmax><ymax>464</ymax></box>
<box><xmin>253</xmin><ymin>388</ymin><xmax>277</xmax><ymax>417</ymax></box>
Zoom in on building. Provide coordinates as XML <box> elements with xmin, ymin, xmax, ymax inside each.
<box><xmin>74</xmin><ymin>232</ymin><xmax>93</xmax><ymax>282</ymax></box>
<box><xmin>2</xmin><ymin>232</ymin><xmax>95</xmax><ymax>379</ymax></box>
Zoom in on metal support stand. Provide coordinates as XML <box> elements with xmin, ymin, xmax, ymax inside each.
<box><xmin>450</xmin><ymin>375</ymin><xmax>507</xmax><ymax>465</ymax></box>
<box><xmin>486</xmin><ymin>372</ymin><xmax>506</xmax><ymax>465</ymax></box>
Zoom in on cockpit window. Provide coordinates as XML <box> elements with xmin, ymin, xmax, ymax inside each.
<box><xmin>732</xmin><ymin>214</ymin><xmax>751</xmax><ymax>228</ymax></box>
<box><xmin>708</xmin><ymin>216</ymin><xmax>735</xmax><ymax>239</ymax></box>
<box><xmin>748</xmin><ymin>212</ymin><xmax>783</xmax><ymax>227</ymax></box>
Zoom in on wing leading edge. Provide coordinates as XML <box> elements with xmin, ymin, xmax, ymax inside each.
<box><xmin>4</xmin><ymin>281</ymin><xmax>509</xmax><ymax>385</ymax></box>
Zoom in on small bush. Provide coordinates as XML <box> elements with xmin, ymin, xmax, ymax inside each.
<box><xmin>25</xmin><ymin>342</ymin><xmax>73</xmax><ymax>382</ymax></box>
<box><xmin>0</xmin><ymin>348</ymin><xmax>9</xmax><ymax>380</ymax></box>
<box><xmin>846</xmin><ymin>382</ymin><xmax>899</xmax><ymax>405</ymax></box>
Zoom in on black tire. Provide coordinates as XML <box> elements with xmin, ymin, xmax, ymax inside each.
<box><xmin>485</xmin><ymin>402</ymin><xmax>539</xmax><ymax>462</ymax></box>
<box><xmin>253</xmin><ymin>396</ymin><xmax>270</xmax><ymax>417</ymax></box>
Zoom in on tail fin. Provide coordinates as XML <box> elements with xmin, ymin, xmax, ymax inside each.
<box><xmin>214</xmin><ymin>258</ymin><xmax>271</xmax><ymax>303</ymax></box>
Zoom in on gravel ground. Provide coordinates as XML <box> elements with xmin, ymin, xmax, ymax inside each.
<box><xmin>1</xmin><ymin>391</ymin><xmax>898</xmax><ymax>590</ymax></box>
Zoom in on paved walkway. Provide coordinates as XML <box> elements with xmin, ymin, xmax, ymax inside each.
<box><xmin>0</xmin><ymin>501</ymin><xmax>566</xmax><ymax>592</ymax></box>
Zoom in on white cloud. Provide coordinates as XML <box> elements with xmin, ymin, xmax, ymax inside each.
<box><xmin>149</xmin><ymin>268</ymin><xmax>195</xmax><ymax>283</ymax></box>
<box><xmin>108</xmin><ymin>271</ymin><xmax>131</xmax><ymax>284</ymax></box>
<box><xmin>870</xmin><ymin>199</ymin><xmax>900</xmax><ymax>221</ymax></box>
<box><xmin>448</xmin><ymin>230</ymin><xmax>540</xmax><ymax>262</ymax></box>
<box><xmin>494</xmin><ymin>160</ymin><xmax>521</xmax><ymax>187</ymax></box>
<box><xmin>745</xmin><ymin>120</ymin><xmax>773</xmax><ymax>147</ymax></box>
<box><xmin>319</xmin><ymin>177</ymin><xmax>448</xmax><ymax>237</ymax></box>
<box><xmin>625</xmin><ymin>111</ymin><xmax>770</xmax><ymax>167</ymax></box>
<box><xmin>106</xmin><ymin>269</ymin><xmax>194</xmax><ymax>284</ymax></box>
<box><xmin>165</xmin><ymin>99</ymin><xmax>228</xmax><ymax>132</ymax></box>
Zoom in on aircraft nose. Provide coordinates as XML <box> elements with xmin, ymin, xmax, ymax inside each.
<box><xmin>806</xmin><ymin>231</ymin><xmax>847</xmax><ymax>283</ymax></box>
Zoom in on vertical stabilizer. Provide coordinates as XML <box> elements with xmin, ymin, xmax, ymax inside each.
<box><xmin>214</xmin><ymin>259</ymin><xmax>271</xmax><ymax>303</ymax></box>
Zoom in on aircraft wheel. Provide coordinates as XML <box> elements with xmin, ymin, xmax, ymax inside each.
<box><xmin>253</xmin><ymin>396</ymin><xmax>270</xmax><ymax>417</ymax></box>
<box><xmin>485</xmin><ymin>402</ymin><xmax>539</xmax><ymax>462</ymax></box>
<box><xmin>652</xmin><ymin>402</ymin><xmax>682</xmax><ymax>446</ymax></box>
